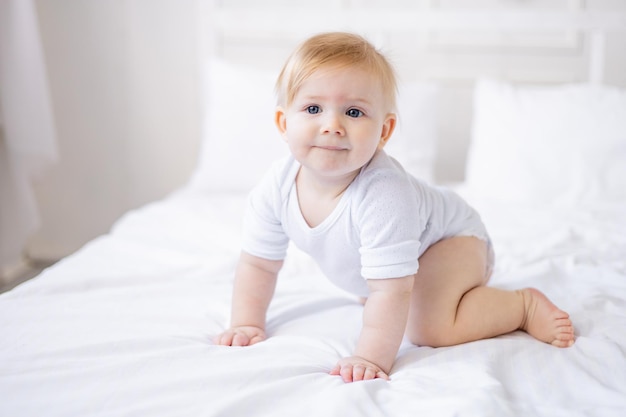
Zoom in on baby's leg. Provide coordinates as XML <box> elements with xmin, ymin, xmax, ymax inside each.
<box><xmin>406</xmin><ymin>236</ymin><xmax>574</xmax><ymax>348</ymax></box>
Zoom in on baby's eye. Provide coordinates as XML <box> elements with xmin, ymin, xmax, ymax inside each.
<box><xmin>346</xmin><ymin>108</ymin><xmax>363</xmax><ymax>118</ymax></box>
<box><xmin>306</xmin><ymin>105</ymin><xmax>321</xmax><ymax>114</ymax></box>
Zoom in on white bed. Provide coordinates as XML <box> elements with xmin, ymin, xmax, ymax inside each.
<box><xmin>2</xmin><ymin>4</ymin><xmax>626</xmax><ymax>416</ymax></box>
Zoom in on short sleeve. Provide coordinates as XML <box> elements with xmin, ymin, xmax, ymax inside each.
<box><xmin>240</xmin><ymin>160</ymin><xmax>290</xmax><ymax>261</ymax></box>
<box><xmin>355</xmin><ymin>156</ymin><xmax>423</xmax><ymax>279</ymax></box>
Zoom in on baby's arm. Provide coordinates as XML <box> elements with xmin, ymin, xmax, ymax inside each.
<box><xmin>331</xmin><ymin>275</ymin><xmax>414</xmax><ymax>382</ymax></box>
<box><xmin>215</xmin><ymin>251</ymin><xmax>283</xmax><ymax>346</ymax></box>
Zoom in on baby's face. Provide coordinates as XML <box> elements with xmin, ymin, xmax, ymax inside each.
<box><xmin>276</xmin><ymin>65</ymin><xmax>396</xmax><ymax>183</ymax></box>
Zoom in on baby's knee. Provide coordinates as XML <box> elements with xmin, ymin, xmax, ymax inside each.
<box><xmin>407</xmin><ymin>326</ymin><xmax>455</xmax><ymax>348</ymax></box>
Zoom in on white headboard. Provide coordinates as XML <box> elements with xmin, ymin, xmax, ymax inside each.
<box><xmin>197</xmin><ymin>0</ymin><xmax>626</xmax><ymax>181</ymax></box>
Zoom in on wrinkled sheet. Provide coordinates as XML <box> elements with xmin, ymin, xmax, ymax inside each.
<box><xmin>1</xmin><ymin>188</ymin><xmax>625</xmax><ymax>417</ymax></box>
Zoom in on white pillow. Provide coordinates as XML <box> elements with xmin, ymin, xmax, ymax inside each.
<box><xmin>187</xmin><ymin>59</ymin><xmax>288</xmax><ymax>192</ymax></box>
<box><xmin>466</xmin><ymin>79</ymin><xmax>626</xmax><ymax>205</ymax></box>
<box><xmin>188</xmin><ymin>59</ymin><xmax>438</xmax><ymax>192</ymax></box>
<box><xmin>385</xmin><ymin>82</ymin><xmax>438</xmax><ymax>184</ymax></box>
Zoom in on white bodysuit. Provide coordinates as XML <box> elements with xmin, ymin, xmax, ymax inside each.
<box><xmin>242</xmin><ymin>150</ymin><xmax>490</xmax><ymax>298</ymax></box>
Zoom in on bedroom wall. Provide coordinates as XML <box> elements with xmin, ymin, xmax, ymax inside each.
<box><xmin>21</xmin><ymin>0</ymin><xmax>626</xmax><ymax>266</ymax></box>
<box><xmin>27</xmin><ymin>0</ymin><xmax>201</xmax><ymax>261</ymax></box>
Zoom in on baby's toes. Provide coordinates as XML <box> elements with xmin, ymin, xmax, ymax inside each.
<box><xmin>551</xmin><ymin>337</ymin><xmax>575</xmax><ymax>348</ymax></box>
<box><xmin>555</xmin><ymin>316</ymin><xmax>572</xmax><ymax>327</ymax></box>
<box><xmin>552</xmin><ymin>326</ymin><xmax>575</xmax><ymax>347</ymax></box>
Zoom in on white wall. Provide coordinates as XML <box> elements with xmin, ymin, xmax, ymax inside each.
<box><xmin>25</xmin><ymin>0</ymin><xmax>626</xmax><ymax>263</ymax></box>
<box><xmin>29</xmin><ymin>0</ymin><xmax>201</xmax><ymax>261</ymax></box>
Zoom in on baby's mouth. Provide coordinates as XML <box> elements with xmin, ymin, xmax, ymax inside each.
<box><xmin>316</xmin><ymin>145</ymin><xmax>346</xmax><ymax>151</ymax></box>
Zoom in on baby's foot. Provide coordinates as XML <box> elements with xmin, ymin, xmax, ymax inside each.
<box><xmin>518</xmin><ymin>288</ymin><xmax>575</xmax><ymax>348</ymax></box>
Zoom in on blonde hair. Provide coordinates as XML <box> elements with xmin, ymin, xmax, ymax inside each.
<box><xmin>275</xmin><ymin>32</ymin><xmax>397</xmax><ymax>110</ymax></box>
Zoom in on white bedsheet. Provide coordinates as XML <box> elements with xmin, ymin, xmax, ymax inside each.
<box><xmin>1</xmin><ymin>187</ymin><xmax>625</xmax><ymax>417</ymax></box>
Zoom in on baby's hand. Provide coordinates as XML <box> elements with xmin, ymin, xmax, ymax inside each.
<box><xmin>330</xmin><ymin>356</ymin><xmax>390</xmax><ymax>383</ymax></box>
<box><xmin>215</xmin><ymin>326</ymin><xmax>266</xmax><ymax>346</ymax></box>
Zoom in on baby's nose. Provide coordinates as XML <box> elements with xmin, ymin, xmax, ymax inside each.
<box><xmin>320</xmin><ymin>114</ymin><xmax>345</xmax><ymax>135</ymax></box>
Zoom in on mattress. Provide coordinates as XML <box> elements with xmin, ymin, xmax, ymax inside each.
<box><xmin>1</xmin><ymin>185</ymin><xmax>625</xmax><ymax>417</ymax></box>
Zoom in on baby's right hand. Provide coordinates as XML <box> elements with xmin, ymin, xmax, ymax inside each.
<box><xmin>215</xmin><ymin>326</ymin><xmax>266</xmax><ymax>346</ymax></box>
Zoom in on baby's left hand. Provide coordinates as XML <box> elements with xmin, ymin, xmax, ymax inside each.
<box><xmin>330</xmin><ymin>356</ymin><xmax>390</xmax><ymax>383</ymax></box>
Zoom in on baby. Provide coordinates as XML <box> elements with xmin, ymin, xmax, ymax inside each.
<box><xmin>215</xmin><ymin>32</ymin><xmax>575</xmax><ymax>383</ymax></box>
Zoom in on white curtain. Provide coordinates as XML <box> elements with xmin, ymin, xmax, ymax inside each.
<box><xmin>0</xmin><ymin>0</ymin><xmax>57</xmax><ymax>269</ymax></box>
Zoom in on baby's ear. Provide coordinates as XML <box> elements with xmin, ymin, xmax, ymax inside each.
<box><xmin>275</xmin><ymin>107</ymin><xmax>288</xmax><ymax>140</ymax></box>
<box><xmin>378</xmin><ymin>113</ymin><xmax>397</xmax><ymax>148</ymax></box>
